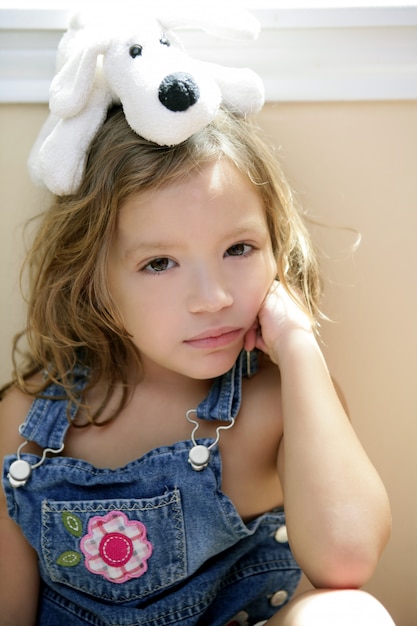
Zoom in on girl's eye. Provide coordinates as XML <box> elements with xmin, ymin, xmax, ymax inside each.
<box><xmin>143</xmin><ymin>257</ymin><xmax>175</xmax><ymax>273</ymax></box>
<box><xmin>225</xmin><ymin>243</ymin><xmax>252</xmax><ymax>257</ymax></box>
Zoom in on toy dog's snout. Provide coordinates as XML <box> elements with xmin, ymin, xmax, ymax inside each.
<box><xmin>158</xmin><ymin>72</ymin><xmax>200</xmax><ymax>112</ymax></box>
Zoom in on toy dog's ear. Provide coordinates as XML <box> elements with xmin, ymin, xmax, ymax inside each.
<box><xmin>49</xmin><ymin>34</ymin><xmax>108</xmax><ymax>119</ymax></box>
<box><xmin>158</xmin><ymin>6</ymin><xmax>260</xmax><ymax>40</ymax></box>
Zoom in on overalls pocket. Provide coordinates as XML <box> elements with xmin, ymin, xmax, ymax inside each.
<box><xmin>41</xmin><ymin>489</ymin><xmax>187</xmax><ymax>603</ymax></box>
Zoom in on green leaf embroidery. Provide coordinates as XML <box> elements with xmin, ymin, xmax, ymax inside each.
<box><xmin>56</xmin><ymin>550</ymin><xmax>82</xmax><ymax>567</ymax></box>
<box><xmin>62</xmin><ymin>511</ymin><xmax>83</xmax><ymax>537</ymax></box>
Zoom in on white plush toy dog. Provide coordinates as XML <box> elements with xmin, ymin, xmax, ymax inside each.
<box><xmin>28</xmin><ymin>6</ymin><xmax>265</xmax><ymax>196</ymax></box>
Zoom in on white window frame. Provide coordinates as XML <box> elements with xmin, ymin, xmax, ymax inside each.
<box><xmin>1</xmin><ymin>3</ymin><xmax>416</xmax><ymax>103</ymax></box>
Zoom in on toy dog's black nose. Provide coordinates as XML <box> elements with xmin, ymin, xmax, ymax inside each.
<box><xmin>159</xmin><ymin>72</ymin><xmax>200</xmax><ymax>112</ymax></box>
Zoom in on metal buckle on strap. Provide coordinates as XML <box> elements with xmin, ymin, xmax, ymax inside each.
<box><xmin>8</xmin><ymin>439</ymin><xmax>64</xmax><ymax>488</ymax></box>
<box><xmin>186</xmin><ymin>409</ymin><xmax>235</xmax><ymax>471</ymax></box>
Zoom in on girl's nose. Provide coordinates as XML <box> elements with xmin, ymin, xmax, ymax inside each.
<box><xmin>187</xmin><ymin>266</ymin><xmax>234</xmax><ymax>313</ymax></box>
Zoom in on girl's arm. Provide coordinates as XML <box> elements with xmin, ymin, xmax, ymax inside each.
<box><xmin>249</xmin><ymin>282</ymin><xmax>392</xmax><ymax>589</ymax></box>
<box><xmin>0</xmin><ymin>387</ymin><xmax>40</xmax><ymax>625</ymax></box>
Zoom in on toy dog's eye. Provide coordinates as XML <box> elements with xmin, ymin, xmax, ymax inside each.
<box><xmin>160</xmin><ymin>37</ymin><xmax>171</xmax><ymax>47</ymax></box>
<box><xmin>129</xmin><ymin>45</ymin><xmax>143</xmax><ymax>58</ymax></box>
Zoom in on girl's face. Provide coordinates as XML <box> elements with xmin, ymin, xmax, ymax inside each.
<box><xmin>107</xmin><ymin>159</ymin><xmax>277</xmax><ymax>382</ymax></box>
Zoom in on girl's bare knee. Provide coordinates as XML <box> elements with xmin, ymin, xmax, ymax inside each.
<box><xmin>264</xmin><ymin>589</ymin><xmax>395</xmax><ymax>626</ymax></box>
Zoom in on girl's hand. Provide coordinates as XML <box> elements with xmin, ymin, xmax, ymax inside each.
<box><xmin>243</xmin><ymin>281</ymin><xmax>315</xmax><ymax>364</ymax></box>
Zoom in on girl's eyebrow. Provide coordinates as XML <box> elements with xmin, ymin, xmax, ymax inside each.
<box><xmin>123</xmin><ymin>241</ymin><xmax>182</xmax><ymax>261</ymax></box>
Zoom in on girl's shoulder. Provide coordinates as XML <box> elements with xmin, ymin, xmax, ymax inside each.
<box><xmin>0</xmin><ymin>379</ymin><xmax>43</xmax><ymax>457</ymax></box>
<box><xmin>247</xmin><ymin>352</ymin><xmax>348</xmax><ymax>417</ymax></box>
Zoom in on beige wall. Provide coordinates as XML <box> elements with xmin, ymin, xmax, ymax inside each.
<box><xmin>1</xmin><ymin>101</ymin><xmax>416</xmax><ymax>625</ymax></box>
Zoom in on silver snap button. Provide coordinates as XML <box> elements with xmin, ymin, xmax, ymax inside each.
<box><xmin>8</xmin><ymin>459</ymin><xmax>32</xmax><ymax>487</ymax></box>
<box><xmin>274</xmin><ymin>524</ymin><xmax>288</xmax><ymax>543</ymax></box>
<box><xmin>188</xmin><ymin>445</ymin><xmax>210</xmax><ymax>471</ymax></box>
<box><xmin>270</xmin><ymin>589</ymin><xmax>288</xmax><ymax>607</ymax></box>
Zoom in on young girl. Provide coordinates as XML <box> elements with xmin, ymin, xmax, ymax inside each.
<box><xmin>0</xmin><ymin>106</ymin><xmax>394</xmax><ymax>626</ymax></box>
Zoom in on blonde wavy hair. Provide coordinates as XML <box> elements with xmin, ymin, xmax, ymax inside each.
<box><xmin>5</xmin><ymin>106</ymin><xmax>321</xmax><ymax>422</ymax></box>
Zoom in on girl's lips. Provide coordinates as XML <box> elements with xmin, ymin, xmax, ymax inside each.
<box><xmin>184</xmin><ymin>328</ymin><xmax>243</xmax><ymax>349</ymax></box>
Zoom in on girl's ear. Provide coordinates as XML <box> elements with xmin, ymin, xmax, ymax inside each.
<box><xmin>49</xmin><ymin>35</ymin><xmax>109</xmax><ymax>119</ymax></box>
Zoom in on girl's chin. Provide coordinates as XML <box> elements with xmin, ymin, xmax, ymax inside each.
<box><xmin>138</xmin><ymin>343</ymin><xmax>245</xmax><ymax>382</ymax></box>
<box><xmin>186</xmin><ymin>347</ymin><xmax>245</xmax><ymax>380</ymax></box>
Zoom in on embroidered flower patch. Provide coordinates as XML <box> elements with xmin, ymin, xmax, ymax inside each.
<box><xmin>80</xmin><ymin>511</ymin><xmax>153</xmax><ymax>583</ymax></box>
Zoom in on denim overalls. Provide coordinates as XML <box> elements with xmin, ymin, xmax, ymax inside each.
<box><xmin>3</xmin><ymin>351</ymin><xmax>301</xmax><ymax>626</ymax></box>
